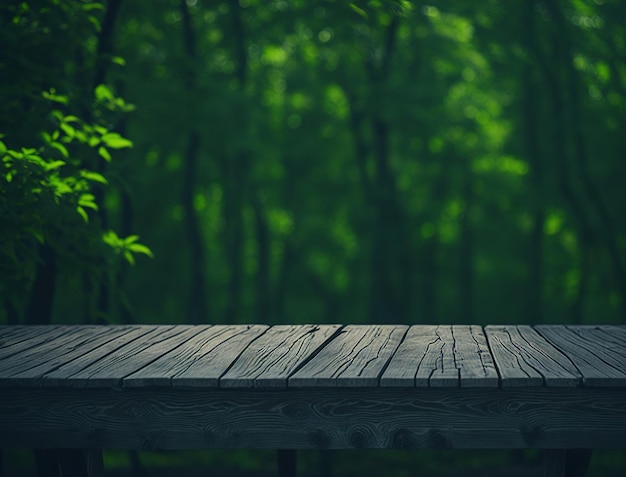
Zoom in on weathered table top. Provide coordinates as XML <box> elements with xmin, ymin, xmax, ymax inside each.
<box><xmin>1</xmin><ymin>324</ymin><xmax>625</xmax><ymax>450</ymax></box>
<box><xmin>1</xmin><ymin>324</ymin><xmax>625</xmax><ymax>388</ymax></box>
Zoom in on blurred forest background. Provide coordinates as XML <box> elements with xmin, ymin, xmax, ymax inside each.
<box><xmin>1</xmin><ymin>0</ymin><xmax>625</xmax><ymax>328</ymax></box>
<box><xmin>0</xmin><ymin>0</ymin><xmax>625</xmax><ymax>474</ymax></box>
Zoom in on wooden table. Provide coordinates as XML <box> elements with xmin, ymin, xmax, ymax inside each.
<box><xmin>1</xmin><ymin>324</ymin><xmax>625</xmax><ymax>477</ymax></box>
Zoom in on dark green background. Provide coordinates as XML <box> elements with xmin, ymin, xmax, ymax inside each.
<box><xmin>1</xmin><ymin>0</ymin><xmax>625</xmax><ymax>475</ymax></box>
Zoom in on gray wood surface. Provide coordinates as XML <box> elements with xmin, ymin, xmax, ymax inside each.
<box><xmin>170</xmin><ymin>324</ymin><xmax>269</xmax><ymax>387</ymax></box>
<box><xmin>455</xmin><ymin>325</ymin><xmax>500</xmax><ymax>387</ymax></box>
<box><xmin>44</xmin><ymin>326</ymin><xmax>195</xmax><ymax>388</ymax></box>
<box><xmin>2</xmin><ymin>387</ymin><xmax>625</xmax><ymax>450</ymax></box>
<box><xmin>380</xmin><ymin>325</ymin><xmax>499</xmax><ymax>387</ymax></box>
<box><xmin>0</xmin><ymin>326</ymin><xmax>83</xmax><ymax>359</ymax></box>
<box><xmin>220</xmin><ymin>325</ymin><xmax>341</xmax><ymax>388</ymax></box>
<box><xmin>536</xmin><ymin>325</ymin><xmax>626</xmax><ymax>387</ymax></box>
<box><xmin>485</xmin><ymin>326</ymin><xmax>581</xmax><ymax>387</ymax></box>
<box><xmin>39</xmin><ymin>326</ymin><xmax>156</xmax><ymax>387</ymax></box>
<box><xmin>289</xmin><ymin>325</ymin><xmax>407</xmax><ymax>387</ymax></box>
<box><xmin>124</xmin><ymin>325</ymin><xmax>268</xmax><ymax>387</ymax></box>
<box><xmin>0</xmin><ymin>326</ymin><xmax>140</xmax><ymax>386</ymax></box>
<box><xmin>0</xmin><ymin>326</ymin><xmax>103</xmax><ymax>380</ymax></box>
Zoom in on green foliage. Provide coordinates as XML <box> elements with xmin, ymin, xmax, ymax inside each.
<box><xmin>0</xmin><ymin>1</ymin><xmax>150</xmax><ymax>319</ymax></box>
<box><xmin>102</xmin><ymin>230</ymin><xmax>154</xmax><ymax>266</ymax></box>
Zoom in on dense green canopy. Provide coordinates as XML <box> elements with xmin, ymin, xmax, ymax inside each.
<box><xmin>1</xmin><ymin>0</ymin><xmax>625</xmax><ymax>327</ymax></box>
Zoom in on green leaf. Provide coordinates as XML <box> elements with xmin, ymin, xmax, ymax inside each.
<box><xmin>60</xmin><ymin>123</ymin><xmax>76</xmax><ymax>138</ymax></box>
<box><xmin>76</xmin><ymin>206</ymin><xmax>89</xmax><ymax>223</ymax></box>
<box><xmin>42</xmin><ymin>89</ymin><xmax>68</xmax><ymax>105</ymax></box>
<box><xmin>350</xmin><ymin>3</ymin><xmax>368</xmax><ymax>19</ymax></box>
<box><xmin>98</xmin><ymin>146</ymin><xmax>111</xmax><ymax>161</ymax></box>
<box><xmin>128</xmin><ymin>243</ymin><xmax>154</xmax><ymax>258</ymax></box>
<box><xmin>5</xmin><ymin>171</ymin><xmax>14</xmax><ymax>183</ymax></box>
<box><xmin>50</xmin><ymin>142</ymin><xmax>69</xmax><ymax>158</ymax></box>
<box><xmin>0</xmin><ymin>140</ymin><xmax>6</xmax><ymax>155</ymax></box>
<box><xmin>82</xmin><ymin>2</ymin><xmax>105</xmax><ymax>11</ymax></box>
<box><xmin>88</xmin><ymin>136</ymin><xmax>101</xmax><ymax>147</ymax></box>
<box><xmin>45</xmin><ymin>160</ymin><xmax>66</xmax><ymax>171</ymax></box>
<box><xmin>79</xmin><ymin>193</ymin><xmax>98</xmax><ymax>210</ymax></box>
<box><xmin>80</xmin><ymin>170</ymin><xmax>108</xmax><ymax>185</ymax></box>
<box><xmin>124</xmin><ymin>250</ymin><xmax>135</xmax><ymax>266</ymax></box>
<box><xmin>95</xmin><ymin>84</ymin><xmax>114</xmax><ymax>102</ymax></box>
<box><xmin>124</xmin><ymin>235</ymin><xmax>140</xmax><ymax>245</ymax></box>
<box><xmin>102</xmin><ymin>230</ymin><xmax>121</xmax><ymax>247</ymax></box>
<box><xmin>101</xmin><ymin>133</ymin><xmax>133</xmax><ymax>149</ymax></box>
<box><xmin>112</xmin><ymin>56</ymin><xmax>126</xmax><ymax>66</ymax></box>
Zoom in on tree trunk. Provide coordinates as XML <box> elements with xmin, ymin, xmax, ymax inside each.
<box><xmin>547</xmin><ymin>0</ymin><xmax>626</xmax><ymax>322</ymax></box>
<box><xmin>180</xmin><ymin>0</ymin><xmax>209</xmax><ymax>323</ymax></box>
<box><xmin>458</xmin><ymin>165</ymin><xmax>474</xmax><ymax>324</ymax></box>
<box><xmin>252</xmin><ymin>193</ymin><xmax>271</xmax><ymax>323</ymax></box>
<box><xmin>529</xmin><ymin>1</ymin><xmax>595</xmax><ymax>322</ymax></box>
<box><xmin>25</xmin><ymin>245</ymin><xmax>57</xmax><ymax>325</ymax></box>
<box><xmin>522</xmin><ymin>0</ymin><xmax>544</xmax><ymax>324</ymax></box>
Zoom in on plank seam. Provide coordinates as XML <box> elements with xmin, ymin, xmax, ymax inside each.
<box><xmin>61</xmin><ymin>326</ymin><xmax>160</xmax><ymax>383</ymax></box>
<box><xmin>285</xmin><ymin>325</ymin><xmax>345</xmax><ymax>387</ymax></box>
<box><xmin>32</xmin><ymin>327</ymin><xmax>137</xmax><ymax>381</ymax></box>
<box><xmin>482</xmin><ymin>327</ymin><xmax>507</xmax><ymax>388</ymax></box>
<box><xmin>217</xmin><ymin>325</ymin><xmax>272</xmax><ymax>388</ymax></box>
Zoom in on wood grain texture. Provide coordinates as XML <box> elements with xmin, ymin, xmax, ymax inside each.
<box><xmin>454</xmin><ymin>325</ymin><xmax>500</xmax><ymax>387</ymax></box>
<box><xmin>1</xmin><ymin>387</ymin><xmax>624</xmax><ymax>450</ymax></box>
<box><xmin>45</xmin><ymin>326</ymin><xmax>195</xmax><ymax>388</ymax></box>
<box><xmin>0</xmin><ymin>326</ymin><xmax>104</xmax><ymax>381</ymax></box>
<box><xmin>485</xmin><ymin>326</ymin><xmax>581</xmax><ymax>387</ymax></box>
<box><xmin>0</xmin><ymin>326</ymin><xmax>83</xmax><ymax>359</ymax></box>
<box><xmin>169</xmin><ymin>325</ymin><xmax>270</xmax><ymax>388</ymax></box>
<box><xmin>38</xmin><ymin>326</ymin><xmax>158</xmax><ymax>387</ymax></box>
<box><xmin>536</xmin><ymin>325</ymin><xmax>626</xmax><ymax>387</ymax></box>
<box><xmin>0</xmin><ymin>326</ymin><xmax>139</xmax><ymax>387</ymax></box>
<box><xmin>220</xmin><ymin>325</ymin><xmax>341</xmax><ymax>388</ymax></box>
<box><xmin>380</xmin><ymin>325</ymin><xmax>499</xmax><ymax>388</ymax></box>
<box><xmin>289</xmin><ymin>325</ymin><xmax>408</xmax><ymax>387</ymax></box>
<box><xmin>123</xmin><ymin>325</ymin><xmax>268</xmax><ymax>388</ymax></box>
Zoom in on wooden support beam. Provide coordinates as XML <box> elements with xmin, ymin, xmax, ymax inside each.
<box><xmin>544</xmin><ymin>449</ymin><xmax>592</xmax><ymax>477</ymax></box>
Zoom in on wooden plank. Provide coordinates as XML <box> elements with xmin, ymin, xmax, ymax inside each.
<box><xmin>172</xmin><ymin>325</ymin><xmax>270</xmax><ymax>387</ymax></box>
<box><xmin>123</xmin><ymin>325</ymin><xmax>268</xmax><ymax>388</ymax></box>
<box><xmin>1</xmin><ymin>326</ymin><xmax>141</xmax><ymax>386</ymax></box>
<box><xmin>51</xmin><ymin>326</ymin><xmax>197</xmax><ymax>388</ymax></box>
<box><xmin>220</xmin><ymin>325</ymin><xmax>341</xmax><ymax>388</ymax></box>
<box><xmin>381</xmin><ymin>325</ymin><xmax>498</xmax><ymax>388</ymax></box>
<box><xmin>0</xmin><ymin>326</ymin><xmax>78</xmax><ymax>358</ymax></box>
<box><xmin>289</xmin><ymin>325</ymin><xmax>407</xmax><ymax>387</ymax></box>
<box><xmin>454</xmin><ymin>325</ymin><xmax>500</xmax><ymax>387</ymax></box>
<box><xmin>2</xmin><ymin>387</ymin><xmax>625</xmax><ymax>450</ymax></box>
<box><xmin>40</xmin><ymin>326</ymin><xmax>158</xmax><ymax>387</ymax></box>
<box><xmin>0</xmin><ymin>326</ymin><xmax>103</xmax><ymax>379</ymax></box>
<box><xmin>536</xmin><ymin>325</ymin><xmax>626</xmax><ymax>387</ymax></box>
<box><xmin>381</xmin><ymin>325</ymin><xmax>449</xmax><ymax>387</ymax></box>
<box><xmin>485</xmin><ymin>326</ymin><xmax>581</xmax><ymax>387</ymax></box>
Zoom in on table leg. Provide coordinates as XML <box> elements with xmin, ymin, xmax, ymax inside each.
<box><xmin>55</xmin><ymin>449</ymin><xmax>103</xmax><ymax>477</ymax></box>
<box><xmin>544</xmin><ymin>449</ymin><xmax>593</xmax><ymax>477</ymax></box>
<box><xmin>278</xmin><ymin>449</ymin><xmax>297</xmax><ymax>477</ymax></box>
<box><xmin>34</xmin><ymin>449</ymin><xmax>61</xmax><ymax>477</ymax></box>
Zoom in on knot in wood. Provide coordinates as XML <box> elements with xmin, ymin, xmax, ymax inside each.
<box><xmin>392</xmin><ymin>428</ymin><xmax>416</xmax><ymax>450</ymax></box>
<box><xmin>350</xmin><ymin>427</ymin><xmax>371</xmax><ymax>448</ymax></box>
